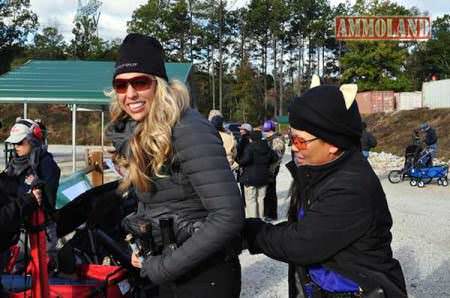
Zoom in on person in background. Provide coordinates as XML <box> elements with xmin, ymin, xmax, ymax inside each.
<box><xmin>419</xmin><ymin>122</ymin><xmax>437</xmax><ymax>165</ymax></box>
<box><xmin>210</xmin><ymin>115</ymin><xmax>239</xmax><ymax>172</ymax></box>
<box><xmin>236</xmin><ymin>123</ymin><xmax>253</xmax><ymax>202</ymax></box>
<box><xmin>239</xmin><ymin>130</ymin><xmax>277</xmax><ymax>219</ymax></box>
<box><xmin>208</xmin><ymin>109</ymin><xmax>222</xmax><ymax>121</ymax></box>
<box><xmin>243</xmin><ymin>80</ymin><xmax>406</xmax><ymax>298</ymax></box>
<box><xmin>4</xmin><ymin>118</ymin><xmax>60</xmax><ymax>272</ymax></box>
<box><xmin>262</xmin><ymin>119</ymin><xmax>285</xmax><ymax>221</ymax></box>
<box><xmin>360</xmin><ymin>121</ymin><xmax>377</xmax><ymax>159</ymax></box>
<box><xmin>411</xmin><ymin>128</ymin><xmax>421</xmax><ymax>146</ymax></box>
<box><xmin>0</xmin><ymin>162</ymin><xmax>42</xmax><ymax>294</ymax></box>
<box><xmin>105</xmin><ymin>33</ymin><xmax>243</xmax><ymax>297</ymax></box>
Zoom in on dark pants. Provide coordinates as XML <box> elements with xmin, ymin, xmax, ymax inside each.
<box><xmin>264</xmin><ymin>166</ymin><xmax>280</xmax><ymax>220</ymax></box>
<box><xmin>159</xmin><ymin>254</ymin><xmax>241</xmax><ymax>298</ymax></box>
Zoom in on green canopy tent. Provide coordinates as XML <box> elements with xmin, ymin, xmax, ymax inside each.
<box><xmin>0</xmin><ymin>60</ymin><xmax>193</xmax><ymax>172</ymax></box>
<box><xmin>276</xmin><ymin>115</ymin><xmax>289</xmax><ymax>125</ymax></box>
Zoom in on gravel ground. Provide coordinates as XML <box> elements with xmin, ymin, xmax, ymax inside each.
<box><xmin>240</xmin><ymin>151</ymin><xmax>450</xmax><ymax>298</ymax></box>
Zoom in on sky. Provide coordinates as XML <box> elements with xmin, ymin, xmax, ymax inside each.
<box><xmin>29</xmin><ymin>0</ymin><xmax>449</xmax><ymax>43</ymax></box>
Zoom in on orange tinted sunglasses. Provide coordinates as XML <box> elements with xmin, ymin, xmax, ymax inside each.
<box><xmin>289</xmin><ymin>131</ymin><xmax>319</xmax><ymax>149</ymax></box>
<box><xmin>113</xmin><ymin>75</ymin><xmax>155</xmax><ymax>94</ymax></box>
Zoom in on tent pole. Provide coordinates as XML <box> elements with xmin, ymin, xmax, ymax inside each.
<box><xmin>23</xmin><ymin>103</ymin><xmax>28</xmax><ymax>119</ymax></box>
<box><xmin>101</xmin><ymin>109</ymin><xmax>104</xmax><ymax>152</ymax></box>
<box><xmin>72</xmin><ymin>104</ymin><xmax>77</xmax><ymax>173</ymax></box>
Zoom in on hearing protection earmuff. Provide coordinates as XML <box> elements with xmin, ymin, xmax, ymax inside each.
<box><xmin>16</xmin><ymin>119</ymin><xmax>43</xmax><ymax>141</ymax></box>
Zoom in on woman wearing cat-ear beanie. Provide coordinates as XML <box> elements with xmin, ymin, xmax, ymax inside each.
<box><xmin>243</xmin><ymin>77</ymin><xmax>407</xmax><ymax>298</ymax></box>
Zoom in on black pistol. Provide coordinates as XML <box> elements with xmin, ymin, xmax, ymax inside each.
<box><xmin>159</xmin><ymin>217</ymin><xmax>177</xmax><ymax>253</ymax></box>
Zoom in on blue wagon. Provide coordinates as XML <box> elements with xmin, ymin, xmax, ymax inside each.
<box><xmin>409</xmin><ymin>164</ymin><xmax>448</xmax><ymax>187</ymax></box>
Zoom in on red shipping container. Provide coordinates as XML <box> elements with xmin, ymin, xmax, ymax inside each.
<box><xmin>356</xmin><ymin>91</ymin><xmax>396</xmax><ymax>114</ymax></box>
<box><xmin>356</xmin><ymin>92</ymin><xmax>373</xmax><ymax>114</ymax></box>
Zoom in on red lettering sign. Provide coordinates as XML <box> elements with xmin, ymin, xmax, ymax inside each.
<box><xmin>335</xmin><ymin>16</ymin><xmax>431</xmax><ymax>41</ymax></box>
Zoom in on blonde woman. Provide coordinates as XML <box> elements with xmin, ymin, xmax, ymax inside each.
<box><xmin>105</xmin><ymin>33</ymin><xmax>244</xmax><ymax>298</ymax></box>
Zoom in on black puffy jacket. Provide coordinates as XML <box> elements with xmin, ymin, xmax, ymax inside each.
<box><xmin>245</xmin><ymin>150</ymin><xmax>407</xmax><ymax>297</ymax></box>
<box><xmin>360</xmin><ymin>129</ymin><xmax>377</xmax><ymax>151</ymax></box>
<box><xmin>133</xmin><ymin>108</ymin><xmax>244</xmax><ymax>285</ymax></box>
<box><xmin>239</xmin><ymin>140</ymin><xmax>277</xmax><ymax>187</ymax></box>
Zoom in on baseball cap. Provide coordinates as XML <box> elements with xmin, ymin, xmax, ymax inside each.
<box><xmin>5</xmin><ymin>122</ymin><xmax>31</xmax><ymax>144</ymax></box>
<box><xmin>239</xmin><ymin>123</ymin><xmax>253</xmax><ymax>132</ymax></box>
<box><xmin>263</xmin><ymin>120</ymin><xmax>276</xmax><ymax>132</ymax></box>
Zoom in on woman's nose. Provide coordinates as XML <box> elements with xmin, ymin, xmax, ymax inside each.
<box><xmin>126</xmin><ymin>84</ymin><xmax>138</xmax><ymax>99</ymax></box>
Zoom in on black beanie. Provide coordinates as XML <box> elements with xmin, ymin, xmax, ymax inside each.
<box><xmin>210</xmin><ymin>115</ymin><xmax>224</xmax><ymax>129</ymax></box>
<box><xmin>288</xmin><ymin>85</ymin><xmax>362</xmax><ymax>150</ymax></box>
<box><xmin>114</xmin><ymin>33</ymin><xmax>168</xmax><ymax>81</ymax></box>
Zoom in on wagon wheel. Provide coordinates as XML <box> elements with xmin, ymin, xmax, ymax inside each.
<box><xmin>443</xmin><ymin>179</ymin><xmax>448</xmax><ymax>187</ymax></box>
<box><xmin>410</xmin><ymin>179</ymin><xmax>417</xmax><ymax>186</ymax></box>
<box><xmin>418</xmin><ymin>180</ymin><xmax>425</xmax><ymax>188</ymax></box>
<box><xmin>437</xmin><ymin>179</ymin><xmax>443</xmax><ymax>185</ymax></box>
<box><xmin>388</xmin><ymin>170</ymin><xmax>403</xmax><ymax>184</ymax></box>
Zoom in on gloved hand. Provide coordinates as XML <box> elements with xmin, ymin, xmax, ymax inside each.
<box><xmin>242</xmin><ymin>218</ymin><xmax>266</xmax><ymax>255</ymax></box>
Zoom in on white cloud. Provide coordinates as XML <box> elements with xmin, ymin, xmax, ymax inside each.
<box><xmin>30</xmin><ymin>0</ymin><xmax>147</xmax><ymax>42</ymax></box>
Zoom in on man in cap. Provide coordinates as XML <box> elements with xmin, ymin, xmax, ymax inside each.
<box><xmin>262</xmin><ymin>119</ymin><xmax>285</xmax><ymax>221</ymax></box>
<box><xmin>243</xmin><ymin>77</ymin><xmax>407</xmax><ymax>298</ymax></box>
<box><xmin>419</xmin><ymin>122</ymin><xmax>437</xmax><ymax>166</ymax></box>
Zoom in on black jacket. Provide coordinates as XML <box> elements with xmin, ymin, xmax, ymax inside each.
<box><xmin>133</xmin><ymin>108</ymin><xmax>244</xmax><ymax>285</ymax></box>
<box><xmin>245</xmin><ymin>150</ymin><xmax>406</xmax><ymax>297</ymax></box>
<box><xmin>0</xmin><ymin>172</ymin><xmax>38</xmax><ymax>251</ymax></box>
<box><xmin>236</xmin><ymin>133</ymin><xmax>250</xmax><ymax>162</ymax></box>
<box><xmin>360</xmin><ymin>129</ymin><xmax>377</xmax><ymax>151</ymax></box>
<box><xmin>424</xmin><ymin>127</ymin><xmax>437</xmax><ymax>146</ymax></box>
<box><xmin>239</xmin><ymin>140</ymin><xmax>277</xmax><ymax>187</ymax></box>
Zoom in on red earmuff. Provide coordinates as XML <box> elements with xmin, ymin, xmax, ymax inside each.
<box><xmin>16</xmin><ymin>119</ymin><xmax>44</xmax><ymax>141</ymax></box>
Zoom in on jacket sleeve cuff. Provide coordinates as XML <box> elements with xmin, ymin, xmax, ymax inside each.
<box><xmin>140</xmin><ymin>254</ymin><xmax>170</xmax><ymax>285</ymax></box>
<box><xmin>243</xmin><ymin>218</ymin><xmax>268</xmax><ymax>254</ymax></box>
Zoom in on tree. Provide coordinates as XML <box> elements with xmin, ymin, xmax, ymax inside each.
<box><xmin>70</xmin><ymin>15</ymin><xmax>98</xmax><ymax>59</ymax></box>
<box><xmin>0</xmin><ymin>0</ymin><xmax>38</xmax><ymax>74</ymax></box>
<box><xmin>128</xmin><ymin>0</ymin><xmax>198</xmax><ymax>62</ymax></box>
<box><xmin>33</xmin><ymin>26</ymin><xmax>67</xmax><ymax>59</ymax></box>
<box><xmin>407</xmin><ymin>14</ymin><xmax>450</xmax><ymax>88</ymax></box>
<box><xmin>340</xmin><ymin>0</ymin><xmax>415</xmax><ymax>91</ymax></box>
<box><xmin>246</xmin><ymin>0</ymin><xmax>271</xmax><ymax>112</ymax></box>
<box><xmin>229</xmin><ymin>58</ymin><xmax>264</xmax><ymax>124</ymax></box>
<box><xmin>341</xmin><ymin>41</ymin><xmax>412</xmax><ymax>91</ymax></box>
<box><xmin>127</xmin><ymin>0</ymin><xmax>169</xmax><ymax>45</ymax></box>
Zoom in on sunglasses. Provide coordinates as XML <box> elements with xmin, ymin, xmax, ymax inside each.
<box><xmin>289</xmin><ymin>132</ymin><xmax>319</xmax><ymax>150</ymax></box>
<box><xmin>113</xmin><ymin>76</ymin><xmax>155</xmax><ymax>94</ymax></box>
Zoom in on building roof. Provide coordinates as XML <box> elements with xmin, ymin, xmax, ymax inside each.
<box><xmin>0</xmin><ymin>60</ymin><xmax>192</xmax><ymax>105</ymax></box>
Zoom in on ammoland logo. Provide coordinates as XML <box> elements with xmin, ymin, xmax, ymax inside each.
<box><xmin>335</xmin><ymin>16</ymin><xmax>431</xmax><ymax>41</ymax></box>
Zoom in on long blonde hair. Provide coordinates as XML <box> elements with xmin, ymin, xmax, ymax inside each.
<box><xmin>107</xmin><ymin>77</ymin><xmax>190</xmax><ymax>192</ymax></box>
